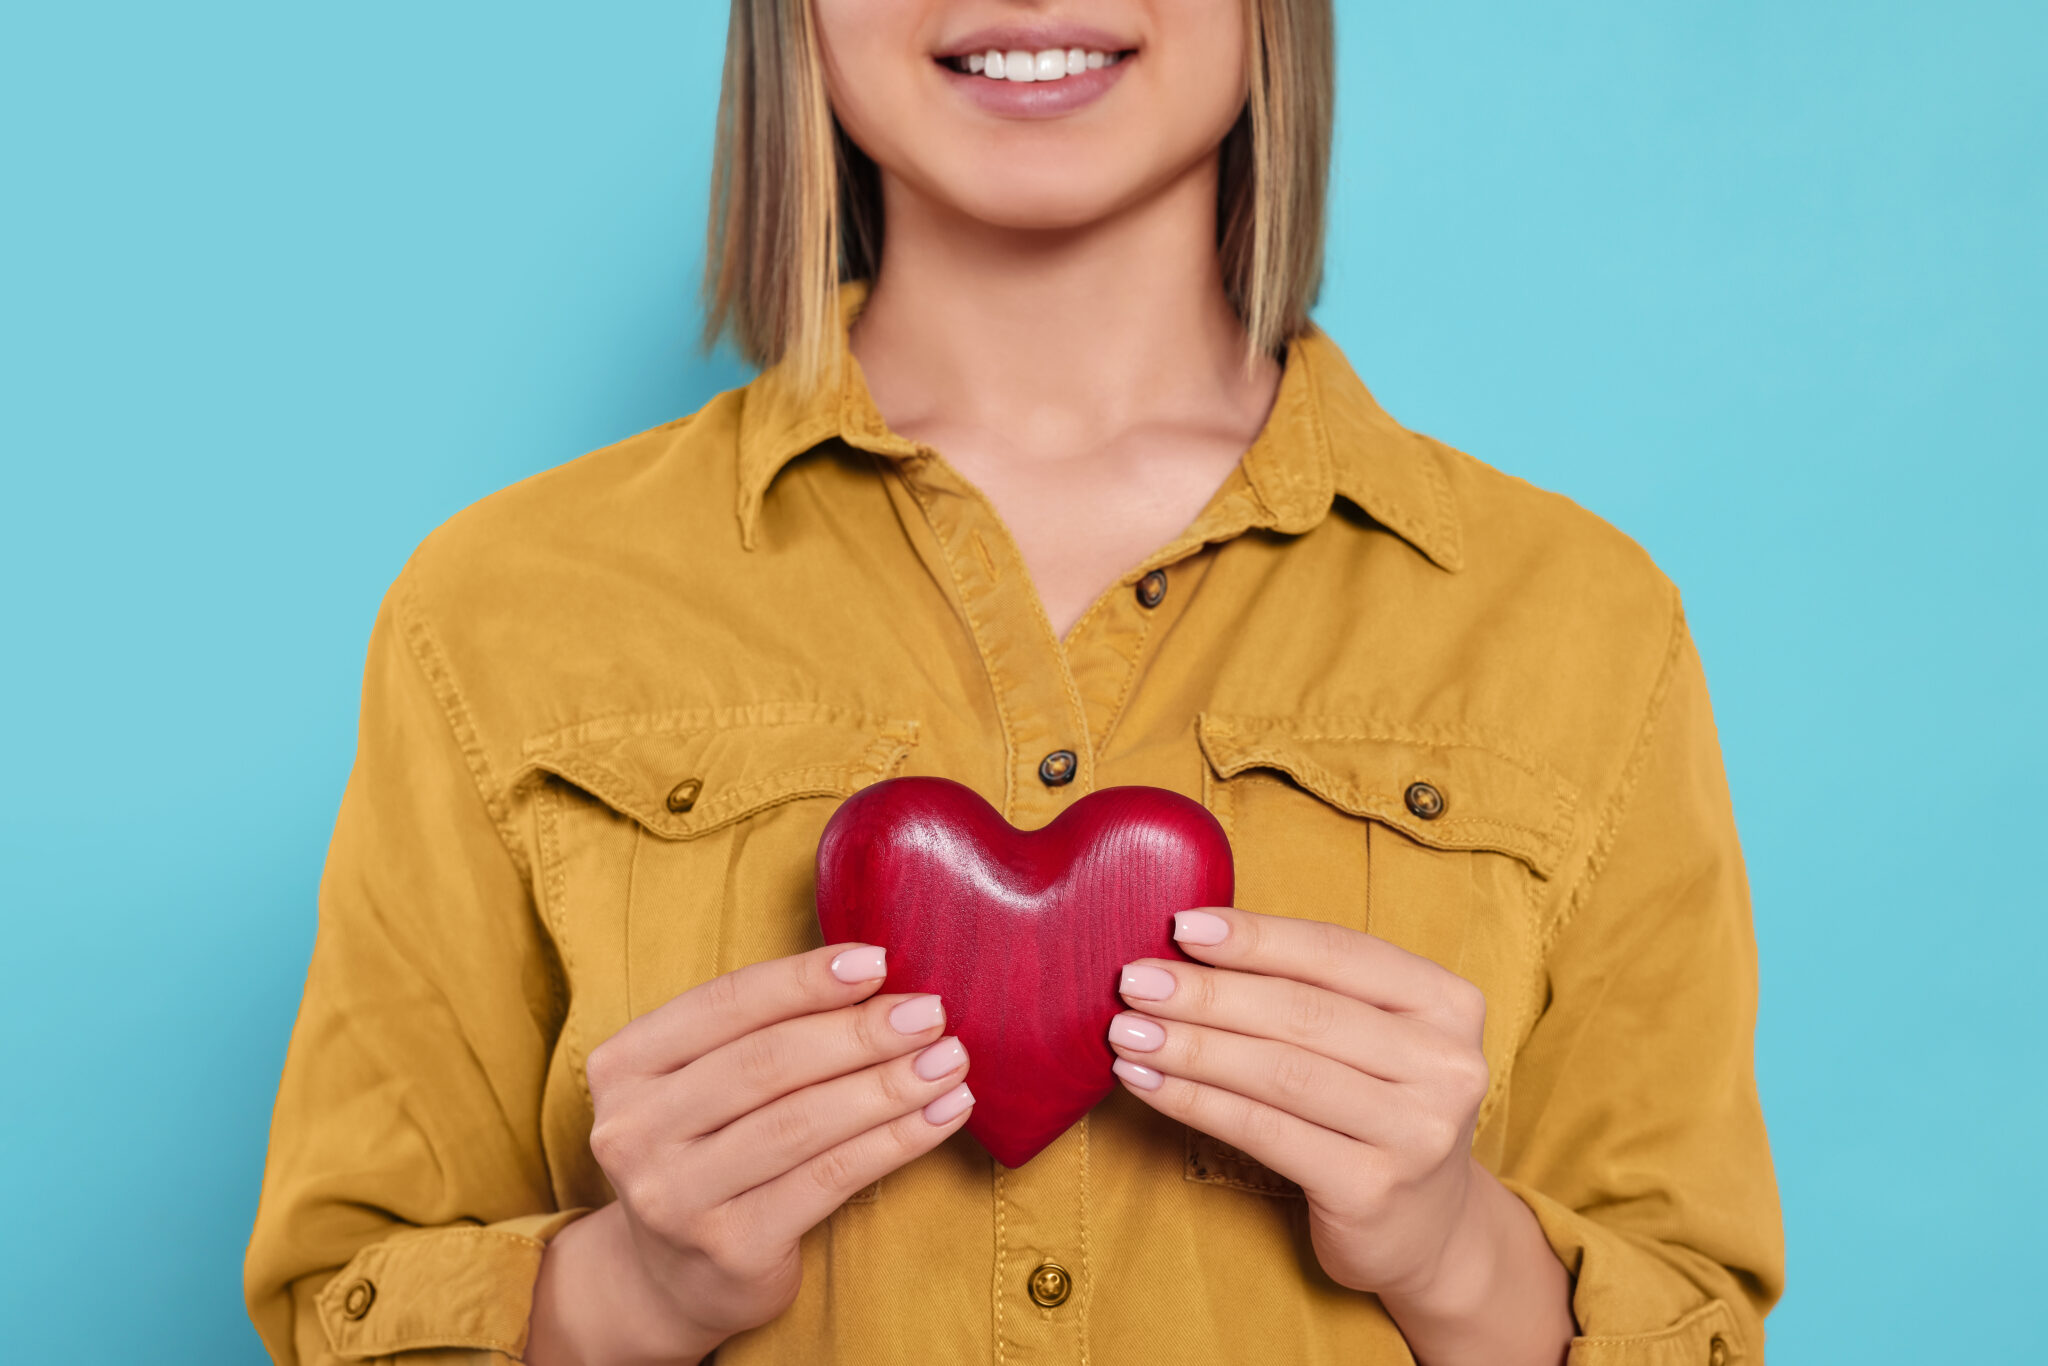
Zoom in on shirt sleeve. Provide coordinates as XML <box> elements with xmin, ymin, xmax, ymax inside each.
<box><xmin>244</xmin><ymin>572</ymin><xmax>590</xmax><ymax>1363</ymax></box>
<box><xmin>1493</xmin><ymin>601</ymin><xmax>1786</xmax><ymax>1365</ymax></box>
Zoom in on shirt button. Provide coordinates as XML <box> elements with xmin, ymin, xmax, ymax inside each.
<box><xmin>1404</xmin><ymin>781</ymin><xmax>1446</xmax><ymax>820</ymax></box>
<box><xmin>665</xmin><ymin>777</ymin><xmax>702</xmax><ymax>813</ymax></box>
<box><xmin>1707</xmin><ymin>1336</ymin><xmax>1730</xmax><ymax>1366</ymax></box>
<box><xmin>1135</xmin><ymin>569</ymin><xmax>1168</xmax><ymax>608</ymax></box>
<box><xmin>1027</xmin><ymin>1262</ymin><xmax>1073</xmax><ymax>1308</ymax></box>
<box><xmin>341</xmin><ymin>1278</ymin><xmax>377</xmax><ymax>1320</ymax></box>
<box><xmin>1038</xmin><ymin>750</ymin><xmax>1078</xmax><ymax>787</ymax></box>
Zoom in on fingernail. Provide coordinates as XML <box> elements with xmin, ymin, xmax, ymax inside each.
<box><xmin>1107</xmin><ymin>1012</ymin><xmax>1165</xmax><ymax>1052</ymax></box>
<box><xmin>889</xmin><ymin>993</ymin><xmax>945</xmax><ymax>1035</ymax></box>
<box><xmin>923</xmin><ymin>1082</ymin><xmax>974</xmax><ymax>1124</ymax></box>
<box><xmin>1174</xmin><ymin>909</ymin><xmax>1230</xmax><ymax>946</ymax></box>
<box><xmin>1119</xmin><ymin>963</ymin><xmax>1177</xmax><ymax>1001</ymax></box>
<box><xmin>1112</xmin><ymin>1058</ymin><xmax>1163</xmax><ymax>1091</ymax></box>
<box><xmin>914</xmin><ymin>1036</ymin><xmax>968</xmax><ymax>1080</ymax></box>
<box><xmin>830</xmin><ymin>946</ymin><xmax>887</xmax><ymax>983</ymax></box>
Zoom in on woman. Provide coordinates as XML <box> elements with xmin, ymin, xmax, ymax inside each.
<box><xmin>245</xmin><ymin>1</ymin><xmax>1783</xmax><ymax>1363</ymax></box>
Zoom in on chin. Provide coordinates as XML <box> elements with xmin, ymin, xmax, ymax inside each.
<box><xmin>927</xmin><ymin>156</ymin><xmax>1163</xmax><ymax>234</ymax></box>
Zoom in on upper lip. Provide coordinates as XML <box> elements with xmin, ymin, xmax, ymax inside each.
<box><xmin>933</xmin><ymin>24</ymin><xmax>1137</xmax><ymax>59</ymax></box>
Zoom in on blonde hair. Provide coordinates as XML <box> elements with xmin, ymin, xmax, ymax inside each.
<box><xmin>703</xmin><ymin>0</ymin><xmax>1333</xmax><ymax>391</ymax></box>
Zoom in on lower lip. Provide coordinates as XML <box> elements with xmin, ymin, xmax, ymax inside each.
<box><xmin>941</xmin><ymin>57</ymin><xmax>1133</xmax><ymax>119</ymax></box>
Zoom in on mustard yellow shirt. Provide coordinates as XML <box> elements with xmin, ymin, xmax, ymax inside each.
<box><xmin>246</xmin><ymin>285</ymin><xmax>1784</xmax><ymax>1365</ymax></box>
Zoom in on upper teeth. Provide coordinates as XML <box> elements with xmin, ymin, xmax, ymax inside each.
<box><xmin>957</xmin><ymin>48</ymin><xmax>1121</xmax><ymax>82</ymax></box>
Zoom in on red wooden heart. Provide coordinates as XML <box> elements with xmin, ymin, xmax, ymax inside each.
<box><xmin>816</xmin><ymin>776</ymin><xmax>1234</xmax><ymax>1167</ymax></box>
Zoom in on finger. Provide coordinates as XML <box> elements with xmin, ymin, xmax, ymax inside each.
<box><xmin>693</xmin><ymin>1034</ymin><xmax>971</xmax><ymax>1201</ymax></box>
<box><xmin>1170</xmin><ymin>907</ymin><xmax>1487</xmax><ymax>1038</ymax></box>
<box><xmin>730</xmin><ymin>1080</ymin><xmax>976</xmax><ymax>1244</ymax></box>
<box><xmin>592</xmin><ymin>943</ymin><xmax>891</xmax><ymax>1081</ymax></box>
<box><xmin>1110</xmin><ymin>1059</ymin><xmax>1357</xmax><ymax>1199</ymax></box>
<box><xmin>1118</xmin><ymin>957</ymin><xmax>1436</xmax><ymax>1081</ymax></box>
<box><xmin>675</xmin><ymin>990</ymin><xmax>949</xmax><ymax>1136</ymax></box>
<box><xmin>1106</xmin><ymin>1011</ymin><xmax>1404</xmax><ymax>1143</ymax></box>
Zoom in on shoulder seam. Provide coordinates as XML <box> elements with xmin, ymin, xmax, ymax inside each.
<box><xmin>391</xmin><ymin>571</ymin><xmax>534</xmax><ymax>884</ymax></box>
<box><xmin>1543</xmin><ymin>579</ymin><xmax>1688</xmax><ymax>953</ymax></box>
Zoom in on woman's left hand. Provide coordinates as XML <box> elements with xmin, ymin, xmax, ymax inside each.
<box><xmin>1107</xmin><ymin>905</ymin><xmax>1560</xmax><ymax>1341</ymax></box>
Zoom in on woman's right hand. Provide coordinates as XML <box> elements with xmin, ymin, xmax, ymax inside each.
<box><xmin>525</xmin><ymin>943</ymin><xmax>974</xmax><ymax>1366</ymax></box>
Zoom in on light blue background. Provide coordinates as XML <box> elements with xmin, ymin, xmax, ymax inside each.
<box><xmin>3</xmin><ymin>2</ymin><xmax>2041</xmax><ymax>1360</ymax></box>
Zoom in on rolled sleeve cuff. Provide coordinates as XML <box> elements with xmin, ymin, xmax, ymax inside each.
<box><xmin>1500</xmin><ymin>1178</ymin><xmax>1755</xmax><ymax>1366</ymax></box>
<box><xmin>317</xmin><ymin>1209</ymin><xmax>592</xmax><ymax>1361</ymax></box>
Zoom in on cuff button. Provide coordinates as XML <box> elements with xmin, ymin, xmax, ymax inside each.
<box><xmin>341</xmin><ymin>1278</ymin><xmax>376</xmax><ymax>1320</ymax></box>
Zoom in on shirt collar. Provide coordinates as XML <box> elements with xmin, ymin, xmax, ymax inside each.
<box><xmin>735</xmin><ymin>281</ymin><xmax>1463</xmax><ymax>572</ymax></box>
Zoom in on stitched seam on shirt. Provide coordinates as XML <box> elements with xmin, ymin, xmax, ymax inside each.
<box><xmin>900</xmin><ymin>474</ymin><xmax>1026</xmax><ymax>816</ymax></box>
<box><xmin>1219</xmin><ymin>747</ymin><xmax>1565</xmax><ymax>840</ymax></box>
<box><xmin>534</xmin><ymin>758</ymin><xmax>901</xmax><ymax>838</ymax></box>
<box><xmin>1571</xmin><ymin>1297</ymin><xmax>1740</xmax><ymax>1349</ymax></box>
<box><xmin>519</xmin><ymin>704</ymin><xmax>916</xmax><ymax>754</ymax></box>
<box><xmin>623</xmin><ymin>823</ymin><xmax>643</xmax><ymax>1021</ymax></box>
<box><xmin>533</xmin><ymin>781</ymin><xmax>593</xmax><ymax>1117</ymax></box>
<box><xmin>1418</xmin><ymin>441</ymin><xmax>1462</xmax><ymax>569</ymax></box>
<box><xmin>1203</xmin><ymin>715</ymin><xmax>1568</xmax><ymax>785</ymax></box>
<box><xmin>993</xmin><ymin>1165</ymin><xmax>1009</xmax><ymax>1366</ymax></box>
<box><xmin>1061</xmin><ymin>567</ymin><xmax>1127</xmax><ymax>646</ymax></box>
<box><xmin>1544</xmin><ymin>584</ymin><xmax>1688</xmax><ymax>955</ymax></box>
<box><xmin>1087</xmin><ymin>595</ymin><xmax>1159</xmax><ymax>758</ymax></box>
<box><xmin>1477</xmin><ymin>868</ymin><xmax>1545</xmax><ymax>1133</ymax></box>
<box><xmin>1078</xmin><ymin>1112</ymin><xmax>1092</xmax><ymax>1366</ymax></box>
<box><xmin>394</xmin><ymin>576</ymin><xmax>531</xmax><ymax>882</ymax></box>
<box><xmin>1197</xmin><ymin>752</ymin><xmax>1234</xmax><ymax>846</ymax></box>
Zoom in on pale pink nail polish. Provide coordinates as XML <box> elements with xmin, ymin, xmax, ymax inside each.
<box><xmin>1119</xmin><ymin>963</ymin><xmax>1177</xmax><ymax>1001</ymax></box>
<box><xmin>914</xmin><ymin>1036</ymin><xmax>968</xmax><ymax>1080</ymax></box>
<box><xmin>924</xmin><ymin>1082</ymin><xmax>975</xmax><ymax>1124</ymax></box>
<box><xmin>888</xmin><ymin>993</ymin><xmax>945</xmax><ymax>1035</ymax></box>
<box><xmin>1113</xmin><ymin>1059</ymin><xmax>1163</xmax><ymax>1091</ymax></box>
<box><xmin>830</xmin><ymin>945</ymin><xmax>887</xmax><ymax>983</ymax></box>
<box><xmin>1107</xmin><ymin>1012</ymin><xmax>1165</xmax><ymax>1052</ymax></box>
<box><xmin>1174</xmin><ymin>909</ymin><xmax>1230</xmax><ymax>946</ymax></box>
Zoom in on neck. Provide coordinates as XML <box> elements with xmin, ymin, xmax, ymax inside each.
<box><xmin>850</xmin><ymin>157</ymin><xmax>1271</xmax><ymax>453</ymax></box>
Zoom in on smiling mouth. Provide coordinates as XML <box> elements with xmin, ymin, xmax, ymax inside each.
<box><xmin>938</xmin><ymin>47</ymin><xmax>1135</xmax><ymax>83</ymax></box>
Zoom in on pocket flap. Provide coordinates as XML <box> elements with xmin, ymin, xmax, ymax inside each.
<box><xmin>515</xmin><ymin>704</ymin><xmax>919</xmax><ymax>839</ymax></box>
<box><xmin>1197</xmin><ymin>713</ymin><xmax>1577</xmax><ymax>878</ymax></box>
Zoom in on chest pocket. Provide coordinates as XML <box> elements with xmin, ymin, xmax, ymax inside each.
<box><xmin>1188</xmin><ymin>713</ymin><xmax>1579</xmax><ymax>1195</ymax></box>
<box><xmin>516</xmin><ymin>705</ymin><xmax>921</xmax><ymax>1032</ymax></box>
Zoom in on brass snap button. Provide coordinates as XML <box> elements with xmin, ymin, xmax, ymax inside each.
<box><xmin>1038</xmin><ymin>750</ymin><xmax>1078</xmax><ymax>787</ymax></box>
<box><xmin>1404</xmin><ymin>781</ymin><xmax>1445</xmax><ymax>820</ymax></box>
<box><xmin>665</xmin><ymin>777</ymin><xmax>702</xmax><ymax>813</ymax></box>
<box><xmin>341</xmin><ymin>1278</ymin><xmax>376</xmax><ymax>1320</ymax></box>
<box><xmin>1135</xmin><ymin>569</ymin><xmax>1168</xmax><ymax>609</ymax></box>
<box><xmin>1027</xmin><ymin>1261</ymin><xmax>1072</xmax><ymax>1308</ymax></box>
<box><xmin>1708</xmin><ymin>1336</ymin><xmax>1729</xmax><ymax>1366</ymax></box>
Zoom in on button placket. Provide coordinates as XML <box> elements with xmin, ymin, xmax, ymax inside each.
<box><xmin>1065</xmin><ymin>548</ymin><xmax>1218</xmax><ymax>761</ymax></box>
<box><xmin>881</xmin><ymin>453</ymin><xmax>1095</xmax><ymax>1362</ymax></box>
<box><xmin>1028</xmin><ymin>1261</ymin><xmax>1073</xmax><ymax>1308</ymax></box>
